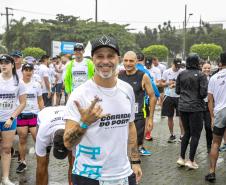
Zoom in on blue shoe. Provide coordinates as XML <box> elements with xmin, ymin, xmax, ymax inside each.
<box><xmin>139</xmin><ymin>147</ymin><xmax>152</xmax><ymax>156</ymax></box>
<box><xmin>219</xmin><ymin>144</ymin><xmax>226</xmax><ymax>152</ymax></box>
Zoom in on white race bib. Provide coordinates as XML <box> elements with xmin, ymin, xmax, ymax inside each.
<box><xmin>134</xmin><ymin>103</ymin><xmax>139</xmax><ymax>113</ymax></box>
<box><xmin>0</xmin><ymin>99</ymin><xmax>14</xmax><ymax>110</ymax></box>
<box><xmin>99</xmin><ymin>177</ymin><xmax>129</xmax><ymax>185</ymax></box>
<box><xmin>26</xmin><ymin>100</ymin><xmax>35</xmax><ymax>110</ymax></box>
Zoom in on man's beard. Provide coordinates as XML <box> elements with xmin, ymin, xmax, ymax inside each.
<box><xmin>95</xmin><ymin>64</ymin><xmax>117</xmax><ymax>79</ymax></box>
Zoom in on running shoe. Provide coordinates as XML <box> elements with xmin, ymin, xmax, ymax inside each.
<box><xmin>145</xmin><ymin>131</ymin><xmax>153</xmax><ymax>141</ymax></box>
<box><xmin>185</xmin><ymin>161</ymin><xmax>199</xmax><ymax>170</ymax></box>
<box><xmin>176</xmin><ymin>158</ymin><xmax>185</xmax><ymax>167</ymax></box>
<box><xmin>1</xmin><ymin>178</ymin><xmax>15</xmax><ymax>185</ymax></box>
<box><xmin>178</xmin><ymin>136</ymin><xmax>183</xmax><ymax>142</ymax></box>
<box><xmin>168</xmin><ymin>135</ymin><xmax>176</xmax><ymax>143</ymax></box>
<box><xmin>205</xmin><ymin>172</ymin><xmax>216</xmax><ymax>182</ymax></box>
<box><xmin>16</xmin><ymin>161</ymin><xmax>27</xmax><ymax>173</ymax></box>
<box><xmin>219</xmin><ymin>144</ymin><xmax>226</xmax><ymax>152</ymax></box>
<box><xmin>138</xmin><ymin>147</ymin><xmax>152</xmax><ymax>156</ymax></box>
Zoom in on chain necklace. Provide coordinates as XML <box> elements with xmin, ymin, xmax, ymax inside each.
<box><xmin>92</xmin><ymin>78</ymin><xmax>118</xmax><ymax>97</ymax></box>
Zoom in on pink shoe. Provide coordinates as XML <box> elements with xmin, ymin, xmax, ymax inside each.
<box><xmin>145</xmin><ymin>131</ymin><xmax>153</xmax><ymax>141</ymax></box>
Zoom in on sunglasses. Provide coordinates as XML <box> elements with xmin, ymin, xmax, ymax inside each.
<box><xmin>74</xmin><ymin>49</ymin><xmax>83</xmax><ymax>52</ymax></box>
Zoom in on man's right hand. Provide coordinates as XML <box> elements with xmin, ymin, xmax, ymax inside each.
<box><xmin>75</xmin><ymin>96</ymin><xmax>108</xmax><ymax>125</ymax></box>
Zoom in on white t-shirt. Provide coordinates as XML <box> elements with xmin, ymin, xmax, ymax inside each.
<box><xmin>148</xmin><ymin>66</ymin><xmax>161</xmax><ymax>82</ymax></box>
<box><xmin>162</xmin><ymin>68</ymin><xmax>184</xmax><ymax>97</ymax></box>
<box><xmin>36</xmin><ymin>106</ymin><xmax>65</xmax><ymax>157</ymax></box>
<box><xmin>208</xmin><ymin>69</ymin><xmax>226</xmax><ymax>115</ymax></box>
<box><xmin>49</xmin><ymin>67</ymin><xmax>56</xmax><ymax>86</ymax></box>
<box><xmin>153</xmin><ymin>63</ymin><xmax>166</xmax><ymax>76</ymax></box>
<box><xmin>0</xmin><ymin>74</ymin><xmax>26</xmax><ymax>122</ymax></box>
<box><xmin>22</xmin><ymin>80</ymin><xmax>42</xmax><ymax>114</ymax></box>
<box><xmin>71</xmin><ymin>59</ymin><xmax>89</xmax><ymax>89</ymax></box>
<box><xmin>16</xmin><ymin>67</ymin><xmax>23</xmax><ymax>79</ymax></box>
<box><xmin>64</xmin><ymin>79</ymin><xmax>135</xmax><ymax>181</ymax></box>
<box><xmin>39</xmin><ymin>64</ymin><xmax>50</xmax><ymax>93</ymax></box>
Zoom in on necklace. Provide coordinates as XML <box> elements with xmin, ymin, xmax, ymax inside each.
<box><xmin>92</xmin><ymin>78</ymin><xmax>118</xmax><ymax>97</ymax></box>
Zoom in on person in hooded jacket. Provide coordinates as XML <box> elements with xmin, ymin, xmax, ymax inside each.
<box><xmin>175</xmin><ymin>53</ymin><xmax>208</xmax><ymax>169</ymax></box>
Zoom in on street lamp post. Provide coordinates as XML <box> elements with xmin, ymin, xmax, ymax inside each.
<box><xmin>183</xmin><ymin>4</ymin><xmax>193</xmax><ymax>60</ymax></box>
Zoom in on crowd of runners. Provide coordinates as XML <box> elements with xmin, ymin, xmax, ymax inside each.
<box><xmin>0</xmin><ymin>35</ymin><xmax>226</xmax><ymax>185</ymax></box>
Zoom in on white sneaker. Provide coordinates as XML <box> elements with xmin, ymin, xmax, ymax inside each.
<box><xmin>2</xmin><ymin>178</ymin><xmax>15</xmax><ymax>185</ymax></box>
<box><xmin>177</xmin><ymin>158</ymin><xmax>185</xmax><ymax>166</ymax></box>
<box><xmin>185</xmin><ymin>161</ymin><xmax>199</xmax><ymax>170</ymax></box>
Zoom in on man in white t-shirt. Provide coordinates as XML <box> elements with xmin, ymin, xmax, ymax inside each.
<box><xmin>161</xmin><ymin>58</ymin><xmax>184</xmax><ymax>143</ymax></box>
<box><xmin>10</xmin><ymin>50</ymin><xmax>23</xmax><ymax>79</ymax></box>
<box><xmin>152</xmin><ymin>57</ymin><xmax>167</xmax><ymax>76</ymax></box>
<box><xmin>53</xmin><ymin>56</ymin><xmax>64</xmax><ymax>105</ymax></box>
<box><xmin>39</xmin><ymin>55</ymin><xmax>52</xmax><ymax>107</ymax></box>
<box><xmin>145</xmin><ymin>59</ymin><xmax>161</xmax><ymax>86</ymax></box>
<box><xmin>64</xmin><ymin>43</ymin><xmax>95</xmax><ymax>95</ymax></box>
<box><xmin>36</xmin><ymin>106</ymin><xmax>69</xmax><ymax>185</ymax></box>
<box><xmin>205</xmin><ymin>52</ymin><xmax>226</xmax><ymax>182</ymax></box>
<box><xmin>64</xmin><ymin>35</ymin><xmax>142</xmax><ymax>185</ymax></box>
<box><xmin>152</xmin><ymin>56</ymin><xmax>167</xmax><ymax>106</ymax></box>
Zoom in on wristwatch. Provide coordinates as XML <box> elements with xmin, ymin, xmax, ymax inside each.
<box><xmin>10</xmin><ymin>116</ymin><xmax>14</xmax><ymax>121</ymax></box>
<box><xmin>80</xmin><ymin>122</ymin><xmax>89</xmax><ymax>129</ymax></box>
<box><xmin>131</xmin><ymin>160</ymin><xmax>141</xmax><ymax>164</ymax></box>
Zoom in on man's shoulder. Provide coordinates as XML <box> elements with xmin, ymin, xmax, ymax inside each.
<box><xmin>163</xmin><ymin>68</ymin><xmax>171</xmax><ymax>74</ymax></box>
<box><xmin>118</xmin><ymin>79</ymin><xmax>134</xmax><ymax>94</ymax></box>
<box><xmin>151</xmin><ymin>66</ymin><xmax>161</xmax><ymax>73</ymax></box>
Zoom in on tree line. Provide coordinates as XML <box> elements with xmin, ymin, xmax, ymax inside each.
<box><xmin>1</xmin><ymin>14</ymin><xmax>226</xmax><ymax>58</ymax></box>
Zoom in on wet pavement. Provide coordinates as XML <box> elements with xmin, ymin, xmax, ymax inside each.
<box><xmin>3</xmin><ymin>107</ymin><xmax>226</xmax><ymax>185</ymax></box>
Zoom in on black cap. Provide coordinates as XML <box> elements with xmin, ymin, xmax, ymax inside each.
<box><xmin>0</xmin><ymin>54</ymin><xmax>15</xmax><ymax>63</ymax></box>
<box><xmin>53</xmin><ymin>129</ymin><xmax>68</xmax><ymax>160</ymax></box>
<box><xmin>40</xmin><ymin>55</ymin><xmax>50</xmax><ymax>62</ymax></box>
<box><xmin>136</xmin><ymin>52</ymin><xmax>145</xmax><ymax>61</ymax></box>
<box><xmin>145</xmin><ymin>59</ymin><xmax>152</xmax><ymax>66</ymax></box>
<box><xmin>74</xmin><ymin>43</ymin><xmax>84</xmax><ymax>51</ymax></box>
<box><xmin>10</xmin><ymin>50</ymin><xmax>23</xmax><ymax>58</ymax></box>
<box><xmin>173</xmin><ymin>58</ymin><xmax>182</xmax><ymax>66</ymax></box>
<box><xmin>91</xmin><ymin>35</ymin><xmax>120</xmax><ymax>56</ymax></box>
<box><xmin>22</xmin><ymin>63</ymin><xmax>34</xmax><ymax>71</ymax></box>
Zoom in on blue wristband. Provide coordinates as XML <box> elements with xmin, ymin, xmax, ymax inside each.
<box><xmin>80</xmin><ymin>122</ymin><xmax>89</xmax><ymax>129</ymax></box>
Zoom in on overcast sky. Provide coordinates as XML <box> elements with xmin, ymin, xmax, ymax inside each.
<box><xmin>1</xmin><ymin>0</ymin><xmax>226</xmax><ymax>34</ymax></box>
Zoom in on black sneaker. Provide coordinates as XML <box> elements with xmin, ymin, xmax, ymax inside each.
<box><xmin>205</xmin><ymin>172</ymin><xmax>216</xmax><ymax>182</ymax></box>
<box><xmin>16</xmin><ymin>162</ymin><xmax>27</xmax><ymax>173</ymax></box>
<box><xmin>168</xmin><ymin>135</ymin><xmax>176</xmax><ymax>143</ymax></box>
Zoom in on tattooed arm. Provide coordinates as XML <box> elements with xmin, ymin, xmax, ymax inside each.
<box><xmin>128</xmin><ymin>122</ymin><xmax>140</xmax><ymax>161</ymax></box>
<box><xmin>64</xmin><ymin>120</ymin><xmax>87</xmax><ymax>150</ymax></box>
<box><xmin>128</xmin><ymin>122</ymin><xmax>142</xmax><ymax>184</ymax></box>
<box><xmin>64</xmin><ymin>96</ymin><xmax>105</xmax><ymax>150</ymax></box>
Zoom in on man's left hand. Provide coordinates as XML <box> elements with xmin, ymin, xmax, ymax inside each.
<box><xmin>146</xmin><ymin>117</ymin><xmax>153</xmax><ymax>131</ymax></box>
<box><xmin>132</xmin><ymin>164</ymin><xmax>142</xmax><ymax>184</ymax></box>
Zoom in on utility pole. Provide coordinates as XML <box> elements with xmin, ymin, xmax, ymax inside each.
<box><xmin>95</xmin><ymin>0</ymin><xmax>98</xmax><ymax>23</ymax></box>
<box><xmin>183</xmin><ymin>5</ymin><xmax>193</xmax><ymax>60</ymax></box>
<box><xmin>183</xmin><ymin>4</ymin><xmax>187</xmax><ymax>60</ymax></box>
<box><xmin>1</xmin><ymin>7</ymin><xmax>13</xmax><ymax>32</ymax></box>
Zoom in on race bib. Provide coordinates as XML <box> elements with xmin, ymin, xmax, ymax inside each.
<box><xmin>99</xmin><ymin>177</ymin><xmax>129</xmax><ymax>185</ymax></box>
<box><xmin>0</xmin><ymin>99</ymin><xmax>14</xmax><ymax>110</ymax></box>
<box><xmin>134</xmin><ymin>103</ymin><xmax>139</xmax><ymax>113</ymax></box>
<box><xmin>26</xmin><ymin>100</ymin><xmax>35</xmax><ymax>110</ymax></box>
<box><xmin>73</xmin><ymin>72</ymin><xmax>88</xmax><ymax>89</ymax></box>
